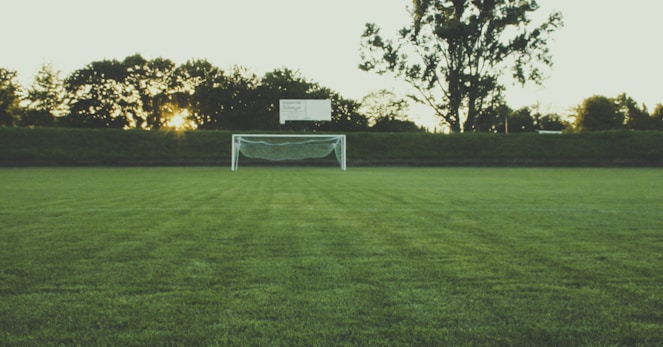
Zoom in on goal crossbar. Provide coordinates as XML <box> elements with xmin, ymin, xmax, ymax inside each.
<box><xmin>231</xmin><ymin>134</ymin><xmax>346</xmax><ymax>171</ymax></box>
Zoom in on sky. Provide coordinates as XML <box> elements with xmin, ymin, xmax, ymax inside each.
<box><xmin>2</xmin><ymin>0</ymin><xmax>662</xmax><ymax>128</ymax></box>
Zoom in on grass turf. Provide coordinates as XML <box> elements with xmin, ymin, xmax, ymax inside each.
<box><xmin>1</xmin><ymin>167</ymin><xmax>662</xmax><ymax>346</ymax></box>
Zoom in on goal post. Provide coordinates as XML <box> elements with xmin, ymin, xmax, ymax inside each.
<box><xmin>231</xmin><ymin>134</ymin><xmax>346</xmax><ymax>171</ymax></box>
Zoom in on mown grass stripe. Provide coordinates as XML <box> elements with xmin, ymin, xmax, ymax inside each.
<box><xmin>1</xmin><ymin>167</ymin><xmax>662</xmax><ymax>345</ymax></box>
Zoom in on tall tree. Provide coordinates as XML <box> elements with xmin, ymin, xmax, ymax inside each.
<box><xmin>651</xmin><ymin>104</ymin><xmax>663</xmax><ymax>131</ymax></box>
<box><xmin>475</xmin><ymin>103</ymin><xmax>510</xmax><ymax>132</ymax></box>
<box><xmin>574</xmin><ymin>95</ymin><xmax>623</xmax><ymax>132</ymax></box>
<box><xmin>170</xmin><ymin>59</ymin><xmax>221</xmax><ymax>129</ymax></box>
<box><xmin>359</xmin><ymin>89</ymin><xmax>422</xmax><ymax>132</ymax></box>
<box><xmin>0</xmin><ymin>68</ymin><xmax>22</xmax><ymax>127</ymax></box>
<box><xmin>121</xmin><ymin>54</ymin><xmax>177</xmax><ymax>129</ymax></box>
<box><xmin>325</xmin><ymin>91</ymin><xmax>369</xmax><ymax>132</ymax></box>
<box><xmin>65</xmin><ymin>59</ymin><xmax>131</xmax><ymax>128</ymax></box>
<box><xmin>360</xmin><ymin>89</ymin><xmax>410</xmax><ymax>125</ymax></box>
<box><xmin>507</xmin><ymin>107</ymin><xmax>536</xmax><ymax>133</ymax></box>
<box><xmin>614</xmin><ymin>93</ymin><xmax>651</xmax><ymax>130</ymax></box>
<box><xmin>360</xmin><ymin>0</ymin><xmax>563</xmax><ymax>132</ymax></box>
<box><xmin>217</xmin><ymin>66</ymin><xmax>262</xmax><ymax>130</ymax></box>
<box><xmin>22</xmin><ymin>64</ymin><xmax>67</xmax><ymax>127</ymax></box>
<box><xmin>537</xmin><ymin>113</ymin><xmax>566</xmax><ymax>131</ymax></box>
<box><xmin>172</xmin><ymin>60</ymin><xmax>260</xmax><ymax>130</ymax></box>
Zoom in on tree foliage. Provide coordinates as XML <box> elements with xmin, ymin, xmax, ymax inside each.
<box><xmin>615</xmin><ymin>93</ymin><xmax>651</xmax><ymax>131</ymax></box>
<box><xmin>507</xmin><ymin>107</ymin><xmax>537</xmax><ymax>133</ymax></box>
<box><xmin>573</xmin><ymin>93</ymin><xmax>662</xmax><ymax>132</ymax></box>
<box><xmin>51</xmin><ymin>56</ymin><xmax>374</xmax><ymax>131</ymax></box>
<box><xmin>0</xmin><ymin>68</ymin><xmax>22</xmax><ymax>127</ymax></box>
<box><xmin>360</xmin><ymin>89</ymin><xmax>409</xmax><ymax>124</ymax></box>
<box><xmin>122</xmin><ymin>54</ymin><xmax>177</xmax><ymax>129</ymax></box>
<box><xmin>651</xmin><ymin>104</ymin><xmax>663</xmax><ymax>130</ymax></box>
<box><xmin>574</xmin><ymin>95</ymin><xmax>622</xmax><ymax>132</ymax></box>
<box><xmin>360</xmin><ymin>0</ymin><xmax>563</xmax><ymax>132</ymax></box>
<box><xmin>537</xmin><ymin>113</ymin><xmax>566</xmax><ymax>131</ymax></box>
<box><xmin>65</xmin><ymin>59</ymin><xmax>132</xmax><ymax>128</ymax></box>
<box><xmin>359</xmin><ymin>89</ymin><xmax>422</xmax><ymax>132</ymax></box>
<box><xmin>22</xmin><ymin>64</ymin><xmax>67</xmax><ymax>127</ymax></box>
<box><xmin>8</xmin><ymin>50</ymin><xmax>663</xmax><ymax>133</ymax></box>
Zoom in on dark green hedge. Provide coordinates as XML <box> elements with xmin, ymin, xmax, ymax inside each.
<box><xmin>0</xmin><ymin>128</ymin><xmax>232</xmax><ymax>166</ymax></box>
<box><xmin>1</xmin><ymin>128</ymin><xmax>662</xmax><ymax>166</ymax></box>
<box><xmin>347</xmin><ymin>131</ymin><xmax>663</xmax><ymax>166</ymax></box>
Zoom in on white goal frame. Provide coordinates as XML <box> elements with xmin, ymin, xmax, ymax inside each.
<box><xmin>231</xmin><ymin>134</ymin><xmax>346</xmax><ymax>171</ymax></box>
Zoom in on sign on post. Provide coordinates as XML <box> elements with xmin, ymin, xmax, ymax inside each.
<box><xmin>279</xmin><ymin>99</ymin><xmax>332</xmax><ymax>124</ymax></box>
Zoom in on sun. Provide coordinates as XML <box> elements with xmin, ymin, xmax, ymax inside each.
<box><xmin>166</xmin><ymin>109</ymin><xmax>197</xmax><ymax>130</ymax></box>
<box><xmin>169</xmin><ymin>113</ymin><xmax>186</xmax><ymax>129</ymax></box>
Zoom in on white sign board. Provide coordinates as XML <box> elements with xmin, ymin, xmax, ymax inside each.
<box><xmin>279</xmin><ymin>99</ymin><xmax>332</xmax><ymax>124</ymax></box>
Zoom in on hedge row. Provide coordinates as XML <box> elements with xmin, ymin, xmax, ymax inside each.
<box><xmin>1</xmin><ymin>128</ymin><xmax>662</xmax><ymax>167</ymax></box>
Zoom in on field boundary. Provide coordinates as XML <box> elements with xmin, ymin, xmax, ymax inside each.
<box><xmin>1</xmin><ymin>128</ymin><xmax>662</xmax><ymax>167</ymax></box>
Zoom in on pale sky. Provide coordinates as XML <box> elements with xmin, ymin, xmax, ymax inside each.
<box><xmin>2</xmin><ymin>0</ymin><xmax>662</xmax><ymax>127</ymax></box>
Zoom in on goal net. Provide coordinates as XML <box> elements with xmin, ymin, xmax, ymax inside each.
<box><xmin>231</xmin><ymin>134</ymin><xmax>346</xmax><ymax>171</ymax></box>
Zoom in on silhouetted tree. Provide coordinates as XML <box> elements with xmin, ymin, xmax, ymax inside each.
<box><xmin>360</xmin><ymin>90</ymin><xmax>406</xmax><ymax>123</ymax></box>
<box><xmin>508</xmin><ymin>107</ymin><xmax>537</xmax><ymax>133</ymax></box>
<box><xmin>326</xmin><ymin>92</ymin><xmax>369</xmax><ymax>132</ymax></box>
<box><xmin>170</xmin><ymin>59</ymin><xmax>225</xmax><ymax>129</ymax></box>
<box><xmin>219</xmin><ymin>67</ymin><xmax>263</xmax><ymax>130</ymax></box>
<box><xmin>650</xmin><ymin>104</ymin><xmax>663</xmax><ymax>130</ymax></box>
<box><xmin>0</xmin><ymin>68</ymin><xmax>22</xmax><ymax>127</ymax></box>
<box><xmin>22</xmin><ymin>64</ymin><xmax>67</xmax><ymax>127</ymax></box>
<box><xmin>615</xmin><ymin>93</ymin><xmax>652</xmax><ymax>130</ymax></box>
<box><xmin>475</xmin><ymin>104</ymin><xmax>511</xmax><ymax>133</ymax></box>
<box><xmin>360</xmin><ymin>0</ymin><xmax>563</xmax><ymax>132</ymax></box>
<box><xmin>18</xmin><ymin>55</ymin><xmax>372</xmax><ymax>131</ymax></box>
<box><xmin>121</xmin><ymin>54</ymin><xmax>177</xmax><ymax>129</ymax></box>
<box><xmin>359</xmin><ymin>90</ymin><xmax>422</xmax><ymax>132</ymax></box>
<box><xmin>537</xmin><ymin>113</ymin><xmax>566</xmax><ymax>131</ymax></box>
<box><xmin>574</xmin><ymin>95</ymin><xmax>623</xmax><ymax>132</ymax></box>
<box><xmin>64</xmin><ymin>59</ymin><xmax>131</xmax><ymax>128</ymax></box>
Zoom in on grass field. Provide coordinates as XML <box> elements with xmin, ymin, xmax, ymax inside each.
<box><xmin>1</xmin><ymin>167</ymin><xmax>662</xmax><ymax>346</ymax></box>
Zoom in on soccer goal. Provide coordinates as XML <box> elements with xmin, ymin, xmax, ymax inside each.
<box><xmin>231</xmin><ymin>134</ymin><xmax>346</xmax><ymax>171</ymax></box>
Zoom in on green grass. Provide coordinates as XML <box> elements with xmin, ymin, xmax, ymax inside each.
<box><xmin>1</xmin><ymin>167</ymin><xmax>662</xmax><ymax>346</ymax></box>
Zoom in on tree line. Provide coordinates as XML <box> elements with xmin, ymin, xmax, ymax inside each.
<box><xmin>358</xmin><ymin>0</ymin><xmax>663</xmax><ymax>133</ymax></box>
<box><xmin>1</xmin><ymin>55</ymin><xmax>661</xmax><ymax>133</ymax></box>
<box><xmin>0</xmin><ymin>55</ymin><xmax>425</xmax><ymax>132</ymax></box>
<box><xmin>471</xmin><ymin>94</ymin><xmax>663</xmax><ymax>133</ymax></box>
<box><xmin>3</xmin><ymin>2</ymin><xmax>663</xmax><ymax>134</ymax></box>
<box><xmin>573</xmin><ymin>94</ymin><xmax>663</xmax><ymax>132</ymax></box>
